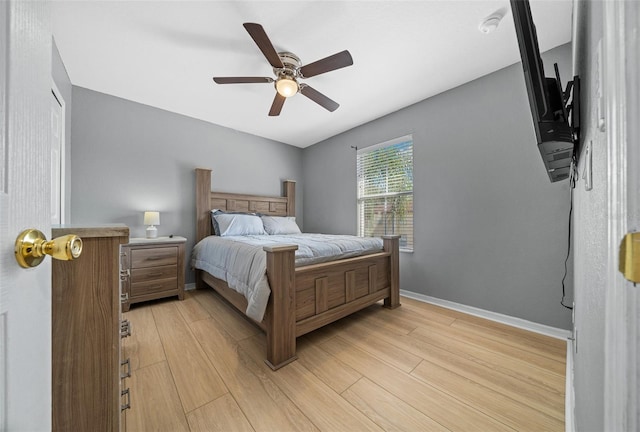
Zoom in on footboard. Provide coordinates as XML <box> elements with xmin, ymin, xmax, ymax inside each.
<box><xmin>263</xmin><ymin>235</ymin><xmax>400</xmax><ymax>369</ymax></box>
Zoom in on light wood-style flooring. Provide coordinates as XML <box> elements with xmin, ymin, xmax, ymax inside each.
<box><xmin>122</xmin><ymin>289</ymin><xmax>566</xmax><ymax>431</ymax></box>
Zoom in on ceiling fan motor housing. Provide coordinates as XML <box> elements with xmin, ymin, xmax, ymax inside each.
<box><xmin>274</xmin><ymin>51</ymin><xmax>301</xmax><ymax>79</ymax></box>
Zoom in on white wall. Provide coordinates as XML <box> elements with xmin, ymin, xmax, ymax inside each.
<box><xmin>572</xmin><ymin>1</ymin><xmax>609</xmax><ymax>430</ymax></box>
<box><xmin>302</xmin><ymin>44</ymin><xmax>574</xmax><ymax>330</ymax></box>
<box><xmin>70</xmin><ymin>87</ymin><xmax>303</xmax><ymax>284</ymax></box>
<box><xmin>65</xmin><ymin>43</ymin><xmax>575</xmax><ymax>330</ymax></box>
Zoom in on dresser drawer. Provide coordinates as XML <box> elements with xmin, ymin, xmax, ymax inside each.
<box><xmin>131</xmin><ymin>246</ymin><xmax>177</xmax><ymax>268</ymax></box>
<box><xmin>131</xmin><ymin>277</ymin><xmax>178</xmax><ymax>296</ymax></box>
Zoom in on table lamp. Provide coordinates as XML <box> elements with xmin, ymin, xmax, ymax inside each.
<box><xmin>143</xmin><ymin>211</ymin><xmax>160</xmax><ymax>238</ymax></box>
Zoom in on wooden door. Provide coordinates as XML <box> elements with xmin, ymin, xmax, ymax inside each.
<box><xmin>0</xmin><ymin>1</ymin><xmax>53</xmax><ymax>430</ymax></box>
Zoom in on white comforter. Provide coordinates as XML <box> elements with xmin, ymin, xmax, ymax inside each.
<box><xmin>191</xmin><ymin>234</ymin><xmax>383</xmax><ymax>321</ymax></box>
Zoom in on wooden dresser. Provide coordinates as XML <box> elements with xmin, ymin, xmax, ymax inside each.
<box><xmin>52</xmin><ymin>224</ymin><xmax>130</xmax><ymax>432</ymax></box>
<box><xmin>121</xmin><ymin>236</ymin><xmax>186</xmax><ymax>311</ymax></box>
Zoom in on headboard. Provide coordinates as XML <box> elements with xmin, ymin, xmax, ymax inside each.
<box><xmin>195</xmin><ymin>168</ymin><xmax>295</xmax><ymax>243</ymax></box>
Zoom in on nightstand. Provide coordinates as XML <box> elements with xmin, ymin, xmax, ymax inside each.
<box><xmin>121</xmin><ymin>236</ymin><xmax>186</xmax><ymax>311</ymax></box>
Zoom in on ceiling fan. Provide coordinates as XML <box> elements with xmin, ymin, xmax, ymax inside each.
<box><xmin>213</xmin><ymin>23</ymin><xmax>353</xmax><ymax>116</ymax></box>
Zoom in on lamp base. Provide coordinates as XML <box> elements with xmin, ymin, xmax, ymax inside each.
<box><xmin>146</xmin><ymin>225</ymin><xmax>158</xmax><ymax>239</ymax></box>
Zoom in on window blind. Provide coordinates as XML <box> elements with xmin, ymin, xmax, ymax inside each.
<box><xmin>357</xmin><ymin>135</ymin><xmax>414</xmax><ymax>251</ymax></box>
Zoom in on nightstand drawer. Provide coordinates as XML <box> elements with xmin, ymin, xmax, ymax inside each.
<box><xmin>131</xmin><ymin>277</ymin><xmax>177</xmax><ymax>296</ymax></box>
<box><xmin>131</xmin><ymin>247</ymin><xmax>177</xmax><ymax>268</ymax></box>
<box><xmin>131</xmin><ymin>265</ymin><xmax>177</xmax><ymax>283</ymax></box>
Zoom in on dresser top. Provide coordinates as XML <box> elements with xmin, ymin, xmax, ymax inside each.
<box><xmin>52</xmin><ymin>223</ymin><xmax>129</xmax><ymax>239</ymax></box>
<box><xmin>128</xmin><ymin>236</ymin><xmax>187</xmax><ymax>245</ymax></box>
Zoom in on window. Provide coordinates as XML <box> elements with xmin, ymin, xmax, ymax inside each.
<box><xmin>357</xmin><ymin>135</ymin><xmax>414</xmax><ymax>251</ymax></box>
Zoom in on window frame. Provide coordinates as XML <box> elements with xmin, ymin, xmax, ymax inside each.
<box><xmin>356</xmin><ymin>134</ymin><xmax>414</xmax><ymax>252</ymax></box>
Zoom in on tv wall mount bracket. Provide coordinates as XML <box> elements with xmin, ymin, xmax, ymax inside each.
<box><xmin>554</xmin><ymin>63</ymin><xmax>581</xmax><ymax>148</ymax></box>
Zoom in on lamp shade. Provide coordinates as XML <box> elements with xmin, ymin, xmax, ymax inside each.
<box><xmin>143</xmin><ymin>211</ymin><xmax>160</xmax><ymax>226</ymax></box>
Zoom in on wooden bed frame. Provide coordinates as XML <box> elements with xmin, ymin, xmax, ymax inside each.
<box><xmin>195</xmin><ymin>168</ymin><xmax>400</xmax><ymax>370</ymax></box>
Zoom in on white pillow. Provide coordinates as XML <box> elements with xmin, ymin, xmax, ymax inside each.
<box><xmin>213</xmin><ymin>212</ymin><xmax>266</xmax><ymax>236</ymax></box>
<box><xmin>261</xmin><ymin>216</ymin><xmax>302</xmax><ymax>235</ymax></box>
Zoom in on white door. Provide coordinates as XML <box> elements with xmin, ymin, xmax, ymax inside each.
<box><xmin>602</xmin><ymin>2</ymin><xmax>640</xmax><ymax>430</ymax></box>
<box><xmin>0</xmin><ymin>1</ymin><xmax>53</xmax><ymax>431</ymax></box>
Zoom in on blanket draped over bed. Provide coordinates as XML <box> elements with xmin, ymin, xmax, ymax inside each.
<box><xmin>191</xmin><ymin>234</ymin><xmax>384</xmax><ymax>321</ymax></box>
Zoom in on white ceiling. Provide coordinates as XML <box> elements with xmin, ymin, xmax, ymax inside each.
<box><xmin>51</xmin><ymin>1</ymin><xmax>573</xmax><ymax>148</ymax></box>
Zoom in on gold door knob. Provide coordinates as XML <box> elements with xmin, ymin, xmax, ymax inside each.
<box><xmin>14</xmin><ymin>229</ymin><xmax>83</xmax><ymax>268</ymax></box>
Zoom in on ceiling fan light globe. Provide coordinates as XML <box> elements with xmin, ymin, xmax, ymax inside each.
<box><xmin>276</xmin><ymin>78</ymin><xmax>299</xmax><ymax>98</ymax></box>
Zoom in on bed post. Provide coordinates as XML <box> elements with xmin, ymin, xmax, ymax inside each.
<box><xmin>263</xmin><ymin>244</ymin><xmax>298</xmax><ymax>370</ymax></box>
<box><xmin>382</xmin><ymin>235</ymin><xmax>401</xmax><ymax>309</ymax></box>
<box><xmin>283</xmin><ymin>180</ymin><xmax>295</xmax><ymax>216</ymax></box>
<box><xmin>195</xmin><ymin>168</ymin><xmax>212</xmax><ymax>290</ymax></box>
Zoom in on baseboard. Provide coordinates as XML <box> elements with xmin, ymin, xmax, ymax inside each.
<box><xmin>185</xmin><ymin>282</ymin><xmax>196</xmax><ymax>291</ymax></box>
<box><xmin>399</xmin><ymin>290</ymin><xmax>572</xmax><ymax>340</ymax></box>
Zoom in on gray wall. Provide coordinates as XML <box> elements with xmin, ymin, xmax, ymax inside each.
<box><xmin>70</xmin><ymin>87</ymin><xmax>303</xmax><ymax>284</ymax></box>
<box><xmin>572</xmin><ymin>2</ymin><xmax>606</xmax><ymax>430</ymax></box>
<box><xmin>303</xmin><ymin>44</ymin><xmax>574</xmax><ymax>330</ymax></box>
<box><xmin>51</xmin><ymin>38</ymin><xmax>72</xmax><ymax>222</ymax></box>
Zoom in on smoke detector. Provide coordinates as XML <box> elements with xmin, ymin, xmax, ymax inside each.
<box><xmin>479</xmin><ymin>7</ymin><xmax>507</xmax><ymax>34</ymax></box>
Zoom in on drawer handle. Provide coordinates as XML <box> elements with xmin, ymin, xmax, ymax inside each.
<box><xmin>121</xmin><ymin>388</ymin><xmax>131</xmax><ymax>411</ymax></box>
<box><xmin>120</xmin><ymin>358</ymin><xmax>131</xmax><ymax>379</ymax></box>
<box><xmin>145</xmin><ymin>256</ymin><xmax>165</xmax><ymax>261</ymax></box>
<box><xmin>146</xmin><ymin>272</ymin><xmax>164</xmax><ymax>278</ymax></box>
<box><xmin>120</xmin><ymin>320</ymin><xmax>132</xmax><ymax>338</ymax></box>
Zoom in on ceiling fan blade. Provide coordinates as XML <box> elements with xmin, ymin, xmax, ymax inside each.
<box><xmin>243</xmin><ymin>23</ymin><xmax>284</xmax><ymax>69</ymax></box>
<box><xmin>299</xmin><ymin>50</ymin><xmax>353</xmax><ymax>78</ymax></box>
<box><xmin>299</xmin><ymin>85</ymin><xmax>339</xmax><ymax>112</ymax></box>
<box><xmin>269</xmin><ymin>93</ymin><xmax>286</xmax><ymax>116</ymax></box>
<box><xmin>213</xmin><ymin>77</ymin><xmax>274</xmax><ymax>84</ymax></box>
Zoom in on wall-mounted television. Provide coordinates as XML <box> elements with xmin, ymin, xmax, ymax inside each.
<box><xmin>510</xmin><ymin>0</ymin><xmax>579</xmax><ymax>182</ymax></box>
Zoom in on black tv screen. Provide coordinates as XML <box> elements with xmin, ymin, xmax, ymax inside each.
<box><xmin>510</xmin><ymin>0</ymin><xmax>574</xmax><ymax>182</ymax></box>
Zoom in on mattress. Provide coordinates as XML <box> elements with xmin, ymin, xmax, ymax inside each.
<box><xmin>191</xmin><ymin>233</ymin><xmax>383</xmax><ymax>321</ymax></box>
